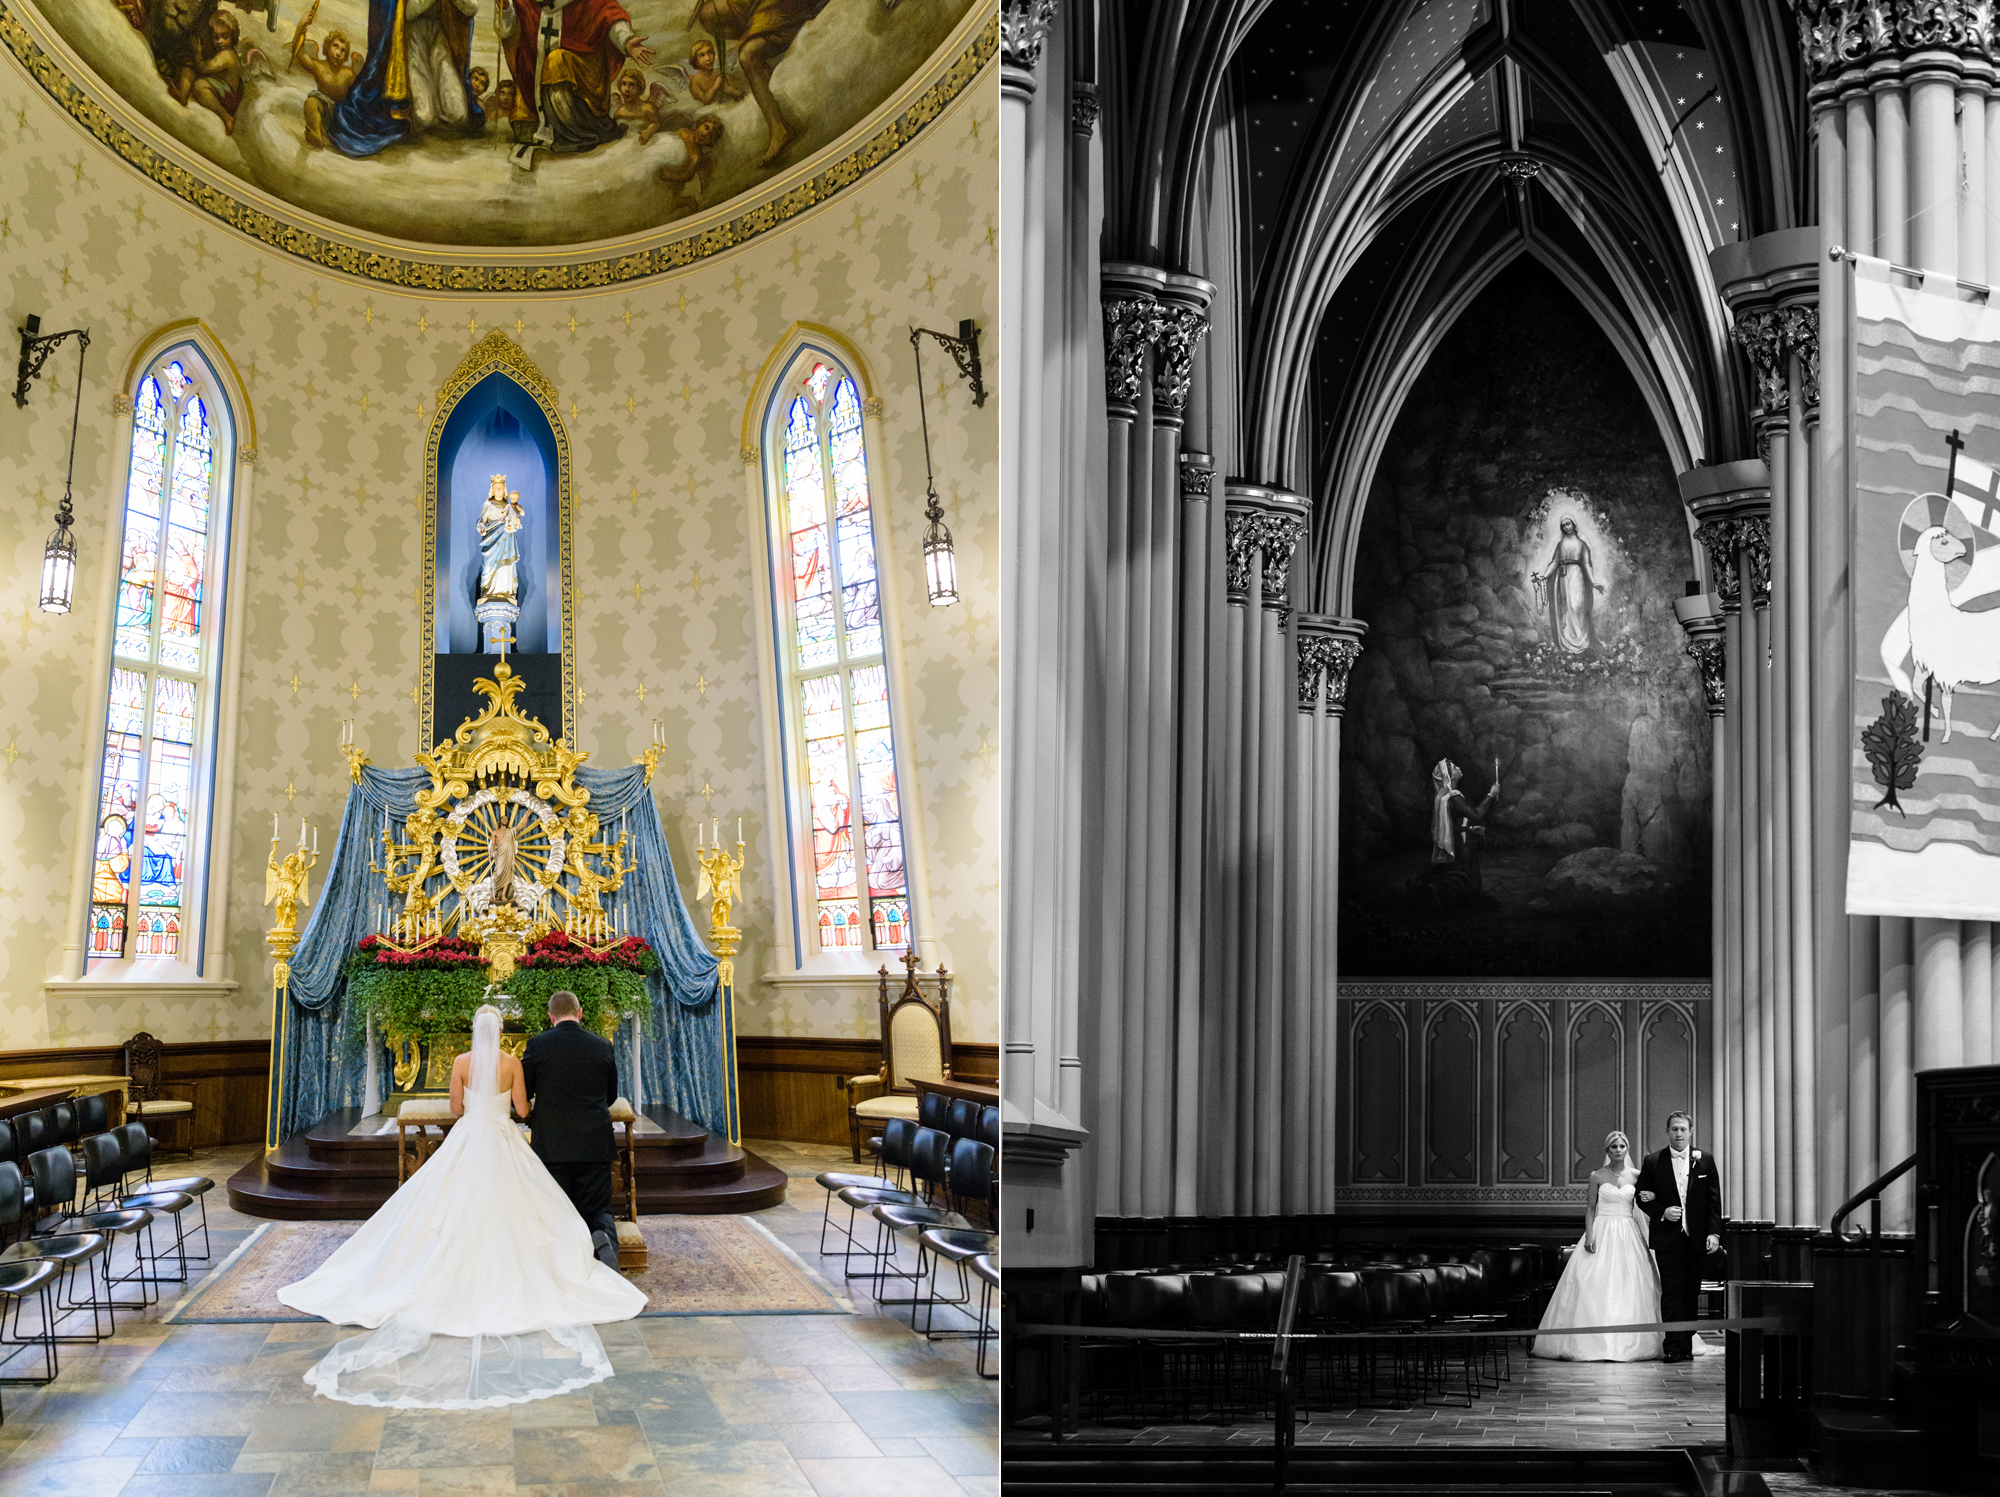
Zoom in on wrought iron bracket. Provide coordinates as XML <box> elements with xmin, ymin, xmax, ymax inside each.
<box><xmin>15</xmin><ymin>314</ymin><xmax>90</xmax><ymax>409</ymax></box>
<box><xmin>910</xmin><ymin>319</ymin><xmax>985</xmax><ymax>408</ymax></box>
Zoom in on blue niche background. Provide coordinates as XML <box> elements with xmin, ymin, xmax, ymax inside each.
<box><xmin>436</xmin><ymin>372</ymin><xmax>560</xmax><ymax>657</ymax></box>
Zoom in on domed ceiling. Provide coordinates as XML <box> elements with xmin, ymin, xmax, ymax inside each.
<box><xmin>3</xmin><ymin>0</ymin><xmax>987</xmax><ymax>285</ymax></box>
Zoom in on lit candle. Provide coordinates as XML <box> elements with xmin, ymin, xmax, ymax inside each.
<box><xmin>312</xmin><ymin>826</ymin><xmax>318</xmax><ymax>854</ymax></box>
<box><xmin>300</xmin><ymin>819</ymin><xmax>306</xmax><ymax>847</ymax></box>
<box><xmin>271</xmin><ymin>813</ymin><xmax>278</xmax><ymax>842</ymax></box>
<box><xmin>737</xmin><ymin>818</ymin><xmax>743</xmax><ymax>845</ymax></box>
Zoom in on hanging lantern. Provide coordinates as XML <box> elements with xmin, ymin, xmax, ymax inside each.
<box><xmin>40</xmin><ymin>493</ymin><xmax>76</xmax><ymax>614</ymax></box>
<box><xmin>921</xmin><ymin>485</ymin><xmax>958</xmax><ymax>607</ymax></box>
<box><xmin>17</xmin><ymin>313</ymin><xmax>91</xmax><ymax>615</ymax></box>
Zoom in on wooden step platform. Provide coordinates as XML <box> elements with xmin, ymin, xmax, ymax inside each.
<box><xmin>227</xmin><ymin>1105</ymin><xmax>789</xmax><ymax>1220</ymax></box>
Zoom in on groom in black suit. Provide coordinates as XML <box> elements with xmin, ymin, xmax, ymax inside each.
<box><xmin>1636</xmin><ymin>1109</ymin><xmax>1723</xmax><ymax>1362</ymax></box>
<box><xmin>523</xmin><ymin>990</ymin><xmax>622</xmax><ymax>1272</ymax></box>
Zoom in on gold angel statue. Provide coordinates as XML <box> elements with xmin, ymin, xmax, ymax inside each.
<box><xmin>696</xmin><ymin>840</ymin><xmax>743</xmax><ymax>932</ymax></box>
<box><xmin>266</xmin><ymin>836</ymin><xmax>318</xmax><ymax>935</ymax></box>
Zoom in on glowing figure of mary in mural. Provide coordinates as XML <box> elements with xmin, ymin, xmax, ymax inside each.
<box><xmin>1532</xmin><ymin>516</ymin><xmax>1607</xmax><ymax>653</ymax></box>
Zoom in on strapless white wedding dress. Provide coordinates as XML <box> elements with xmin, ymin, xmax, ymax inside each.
<box><xmin>277</xmin><ymin>1069</ymin><xmax>647</xmax><ymax>1409</ymax></box>
<box><xmin>1530</xmin><ymin>1179</ymin><xmax>1663</xmax><ymax>1363</ymax></box>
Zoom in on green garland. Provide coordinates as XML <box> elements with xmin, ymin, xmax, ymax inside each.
<box><xmin>343</xmin><ymin>933</ymin><xmax>658</xmax><ymax>1041</ymax></box>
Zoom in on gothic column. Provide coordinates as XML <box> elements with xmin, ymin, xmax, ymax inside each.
<box><xmin>1798</xmin><ymin>9</ymin><xmax>2000</xmax><ymax>1230</ymax></box>
<box><xmin>1684</xmin><ymin>462</ymin><xmax>1770</xmax><ymax>1223</ymax></box>
<box><xmin>1292</xmin><ymin>615</ymin><xmax>1363</xmax><ymax>1215</ymax></box>
<box><xmin>1174</xmin><ymin>451</ymin><xmax>1214</xmax><ymax>1215</ymax></box>
<box><xmin>1210</xmin><ymin>485</ymin><xmax>1308</xmax><ymax>1217</ymax></box>
<box><xmin>1713</xmin><ymin>233</ymin><xmax>1821</xmax><ymax>1230</ymax></box>
<box><xmin>998</xmin><ymin>0</ymin><xmax>1091</xmax><ymax>1269</ymax></box>
<box><xmin>1676</xmin><ymin>597</ymin><xmax>1727</xmax><ymax>1193</ymax></box>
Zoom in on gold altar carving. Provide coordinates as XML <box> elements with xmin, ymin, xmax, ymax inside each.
<box><xmin>695</xmin><ymin>834</ymin><xmax>744</xmax><ymax>989</ymax></box>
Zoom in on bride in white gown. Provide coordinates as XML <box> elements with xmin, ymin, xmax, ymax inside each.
<box><xmin>1531</xmin><ymin>1130</ymin><xmax>1663</xmax><ymax>1362</ymax></box>
<box><xmin>278</xmin><ymin>1003</ymin><xmax>647</xmax><ymax>1408</ymax></box>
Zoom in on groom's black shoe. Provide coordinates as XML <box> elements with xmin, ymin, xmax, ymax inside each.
<box><xmin>590</xmin><ymin>1229</ymin><xmax>621</xmax><ymax>1272</ymax></box>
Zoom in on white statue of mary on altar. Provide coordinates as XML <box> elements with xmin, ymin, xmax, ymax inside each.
<box><xmin>477</xmin><ymin>475</ymin><xmax>524</xmax><ymax>609</ymax></box>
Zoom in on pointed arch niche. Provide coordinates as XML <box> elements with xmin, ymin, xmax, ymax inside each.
<box><xmin>421</xmin><ymin>334</ymin><xmax>574</xmax><ymax>746</ymax></box>
<box><xmin>742</xmin><ymin>324</ymin><xmax>940</xmax><ymax>978</ymax></box>
<box><xmin>51</xmin><ymin>320</ymin><xmax>256</xmax><ymax>998</ymax></box>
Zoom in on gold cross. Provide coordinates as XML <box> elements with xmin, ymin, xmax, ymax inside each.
<box><xmin>466</xmin><ymin>311</ymin><xmax>477</xmax><ymax>335</ymax></box>
<box><xmin>626</xmin><ymin>481</ymin><xmax>640</xmax><ymax>510</ymax></box>
<box><xmin>493</xmin><ymin>625</ymin><xmax>515</xmax><ymax>659</ymax></box>
<box><xmin>923</xmin><ymin>271</ymin><xmax>937</xmax><ymax>296</ymax></box>
<box><xmin>285</xmin><ymin>780</ymin><xmax>298</xmax><ymax>804</ymax></box>
<box><xmin>859</xmin><ymin>305</ymin><xmax>879</xmax><ymax>332</ymax></box>
<box><xmin>968</xmin><ymin>111</ymin><xmax>983</xmax><ymax>141</ymax></box>
<box><xmin>351</xmin><ymin>578</ymin><xmax>365</xmax><ymax>605</ymax></box>
<box><xmin>701</xmin><ymin>780</ymin><xmax>714</xmax><ymax>807</ymax></box>
<box><xmin>681</xmin><ymin>471</ymin><xmax>699</xmax><ymax>503</ymax></box>
<box><xmin>359</xmin><ymin>391</ymin><xmax>370</xmax><ymax>413</ymax></box>
<box><xmin>674</xmin><ymin>287</ymin><xmax>692</xmax><ymax>313</ymax></box>
<box><xmin>363</xmin><ymin>305</ymin><xmax>374</xmax><ymax>325</ymax></box>
<box><xmin>348</xmin><ymin>681</ymin><xmax>362</xmax><ymax>704</ymax></box>
<box><xmin>678</xmin><ymin>378</ymin><xmax>694</xmax><ymax>407</ymax></box>
<box><xmin>689</xmin><ymin>569</ymin><xmax>708</xmax><ymax>597</ymax></box>
<box><xmin>695</xmin><ymin>673</ymin><xmax>708</xmax><ymax>697</ymax></box>
<box><xmin>911</xmin><ymin>166</ymin><xmax>925</xmax><ymax>192</ymax></box>
<box><xmin>293</xmin><ymin>563</ymin><xmax>308</xmax><ymax>593</ymax></box>
<box><xmin>631</xmin><ymin>580</ymin><xmax>643</xmax><ymax>605</ymax></box>
<box><xmin>728</xmin><ymin>268</ymin><xmax>746</xmax><ymax>297</ymax></box>
<box><xmin>849</xmin><ymin>207</ymin><xmax>865</xmax><ymax>235</ymax></box>
<box><xmin>70</xmin><ymin>157</ymin><xmax>84</xmax><ymax>183</ymax></box>
<box><xmin>569</xmin><ymin>399</ymin><xmax>580</xmax><ymax>419</ymax></box>
<box><xmin>566</xmin><ymin>312</ymin><xmax>578</xmax><ymax>334</ymax></box>
<box><xmin>786</xmin><ymin>241</ymin><xmax>804</xmax><ymax>272</ymax></box>
<box><xmin>408</xmin><ymin>682</ymin><xmax>422</xmax><ymax>708</ymax></box>
<box><xmin>417</xmin><ymin>312</ymin><xmax>429</xmax><ymax>333</ymax></box>
<box><xmin>288</xmin><ymin>672</ymin><xmax>303</xmax><ymax>695</ymax></box>
<box><xmin>415</xmin><ymin>397</ymin><xmax>427</xmax><ymax>419</ymax></box>
<box><xmin>624</xmin><ymin>394</ymin><xmax>636</xmax><ymax>417</ymax></box>
<box><xmin>302</xmin><ymin>376</ymin><xmax>317</xmax><ymax>401</ymax></box>
<box><xmin>976</xmin><ymin>737</ymin><xmax>995</xmax><ymax>765</ymax></box>
<box><xmin>130</xmin><ymin>201</ymin><xmax>144</xmax><ymax>227</ymax></box>
<box><xmin>514</xmin><ymin>313</ymin><xmax>525</xmax><ymax>337</ymax></box>
<box><xmin>1</xmin><ymin>739</ymin><xmax>18</xmax><ymax>768</ymax></box>
<box><xmin>621</xmin><ymin>307</ymin><xmax>633</xmax><ymax>329</ymax></box>
<box><xmin>634</xmin><ymin>683</ymin><xmax>648</xmax><ymax>705</ymax></box>
<box><xmin>308</xmin><ymin>288</ymin><xmax>322</xmax><ymax>311</ymax></box>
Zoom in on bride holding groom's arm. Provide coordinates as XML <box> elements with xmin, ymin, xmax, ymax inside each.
<box><xmin>1530</xmin><ymin>1129</ymin><xmax>1664</xmax><ymax>1363</ymax></box>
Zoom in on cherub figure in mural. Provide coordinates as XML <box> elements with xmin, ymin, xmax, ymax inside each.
<box><xmin>656</xmin><ymin>116</ymin><xmax>724</xmax><ymax>208</ymax></box>
<box><xmin>1408</xmin><ymin>757</ymin><xmax>1500</xmax><ymax>912</ymax></box>
<box><xmin>290</xmin><ymin>23</ymin><xmax>359</xmax><ymax>149</ymax></box>
<box><xmin>497</xmin><ymin>0</ymin><xmax>656</xmax><ymax>155</ymax></box>
<box><xmin>676</xmin><ymin>38</ymin><xmax>743</xmax><ymax>105</ymax></box>
<box><xmin>326</xmin><ymin>0</ymin><xmax>485</xmax><ymax>157</ymax></box>
<box><xmin>477</xmin><ymin>476</ymin><xmax>525</xmax><ymax>607</ymax></box>
<box><xmin>166</xmin><ymin>9</ymin><xmax>244</xmax><ymax>133</ymax></box>
<box><xmin>484</xmin><ymin>78</ymin><xmax>521</xmax><ymax>131</ymax></box>
<box><xmin>691</xmin><ymin>0</ymin><xmax>835</xmax><ymax>165</ymax></box>
<box><xmin>611</xmin><ymin>67</ymin><xmax>671</xmax><ymax>143</ymax></box>
<box><xmin>1531</xmin><ymin>516</ymin><xmax>1607</xmax><ymax>654</ymax></box>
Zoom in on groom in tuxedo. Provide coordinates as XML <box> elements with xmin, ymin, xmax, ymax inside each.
<box><xmin>1636</xmin><ymin>1110</ymin><xmax>1722</xmax><ymax>1362</ymax></box>
<box><xmin>523</xmin><ymin>990</ymin><xmax>622</xmax><ymax>1272</ymax></box>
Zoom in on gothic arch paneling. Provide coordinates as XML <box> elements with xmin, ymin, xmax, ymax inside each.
<box><xmin>1497</xmin><ymin>1002</ymin><xmax>1551</xmax><ymax>1183</ymax></box>
<box><xmin>1425</xmin><ymin>1000</ymin><xmax>1480</xmax><ymax>1182</ymax></box>
<box><xmin>1641</xmin><ymin>1002</ymin><xmax>1698</xmax><ymax>1141</ymax></box>
<box><xmin>1353</xmin><ymin>1001</ymin><xmax>1408</xmax><ymax>1182</ymax></box>
<box><xmin>1568</xmin><ymin>1001</ymin><xmax>1626</xmax><ymax>1182</ymax></box>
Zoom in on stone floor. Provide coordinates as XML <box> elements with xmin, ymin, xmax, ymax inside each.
<box><xmin>0</xmin><ymin>1137</ymin><xmax>996</xmax><ymax>1496</ymax></box>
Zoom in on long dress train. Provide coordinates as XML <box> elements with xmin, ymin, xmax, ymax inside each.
<box><xmin>277</xmin><ymin>1013</ymin><xmax>646</xmax><ymax>1408</ymax></box>
<box><xmin>1530</xmin><ymin>1179</ymin><xmax>1662</xmax><ymax>1362</ymax></box>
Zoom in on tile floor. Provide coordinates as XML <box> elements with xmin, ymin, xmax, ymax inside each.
<box><xmin>0</xmin><ymin>1137</ymin><xmax>997</xmax><ymax>1496</ymax></box>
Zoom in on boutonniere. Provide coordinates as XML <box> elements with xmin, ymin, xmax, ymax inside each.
<box><xmin>1692</xmin><ymin>1150</ymin><xmax>1703</xmax><ymax>1162</ymax></box>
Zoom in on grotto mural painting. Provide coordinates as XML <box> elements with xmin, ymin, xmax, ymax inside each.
<box><xmin>1339</xmin><ymin>261</ymin><xmax>1711</xmax><ymax>978</ymax></box>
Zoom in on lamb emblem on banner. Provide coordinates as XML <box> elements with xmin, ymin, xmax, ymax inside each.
<box><xmin>1878</xmin><ymin>430</ymin><xmax>2000</xmax><ymax>743</ymax></box>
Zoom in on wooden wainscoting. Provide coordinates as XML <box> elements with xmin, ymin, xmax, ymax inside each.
<box><xmin>738</xmin><ymin>1036</ymin><xmax>998</xmax><ymax>1146</ymax></box>
<box><xmin>0</xmin><ymin>1040</ymin><xmax>270</xmax><ymax>1148</ymax></box>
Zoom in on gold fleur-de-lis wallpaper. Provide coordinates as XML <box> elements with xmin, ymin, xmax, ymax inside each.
<box><xmin>0</xmin><ymin>59</ymin><xmax>998</xmax><ymax>1050</ymax></box>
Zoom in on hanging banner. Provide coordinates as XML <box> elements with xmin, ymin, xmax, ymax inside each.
<box><xmin>1848</xmin><ymin>255</ymin><xmax>2000</xmax><ymax>918</ymax></box>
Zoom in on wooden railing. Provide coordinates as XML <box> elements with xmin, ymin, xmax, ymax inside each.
<box><xmin>1269</xmin><ymin>1254</ymin><xmax>1306</xmax><ymax>1483</ymax></box>
<box><xmin>1816</xmin><ymin>1155</ymin><xmax>1918</xmax><ymax>1412</ymax></box>
<box><xmin>1830</xmin><ymin>1154</ymin><xmax>1916</xmax><ymax>1241</ymax></box>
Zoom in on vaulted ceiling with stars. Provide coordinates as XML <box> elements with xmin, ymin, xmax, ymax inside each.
<box><xmin>1115</xmin><ymin>0</ymin><xmax>1800</xmax><ymax>584</ymax></box>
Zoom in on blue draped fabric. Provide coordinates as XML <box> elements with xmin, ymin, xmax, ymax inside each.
<box><xmin>326</xmin><ymin>0</ymin><xmax>485</xmax><ymax>158</ymax></box>
<box><xmin>275</xmin><ymin>763</ymin><xmax>728</xmax><ymax>1142</ymax></box>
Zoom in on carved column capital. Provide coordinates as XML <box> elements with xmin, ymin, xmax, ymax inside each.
<box><xmin>1733</xmin><ymin>308</ymin><xmax>1791</xmax><ymax>420</ymax></box>
<box><xmin>1686</xmin><ymin>632</ymin><xmax>1727</xmax><ymax>716</ymax></box>
<box><xmin>1776</xmin><ymin>303</ymin><xmax>1819</xmax><ymax>410</ymax></box>
<box><xmin>1001</xmin><ymin>0</ymin><xmax>1060</xmax><ymax>94</ymax></box>
<box><xmin>1151</xmin><ymin>303</ymin><xmax>1210</xmax><ymax>427</ymax></box>
<box><xmin>1256</xmin><ymin>510</ymin><xmax>1308</xmax><ymax>608</ymax></box>
<box><xmin>1071</xmin><ymin>81</ymin><xmax>1099</xmax><ymax>136</ymax></box>
<box><xmin>1223</xmin><ymin>503</ymin><xmax>1264</xmax><ymax>602</ymax></box>
<box><xmin>1296</xmin><ymin>615</ymin><xmax>1368</xmax><ymax>714</ymax></box>
<box><xmin>111</xmin><ymin>392</ymin><xmax>133</xmax><ymax>416</ymax></box>
<box><xmin>1101</xmin><ymin>295</ymin><xmax>1162</xmax><ymax>418</ymax></box>
<box><xmin>1693</xmin><ymin>519</ymin><xmax>1744</xmax><ymax>614</ymax></box>
<box><xmin>1295</xmin><ymin>633</ymin><xmax>1335</xmax><ymax>712</ymax></box>
<box><xmin>1737</xmin><ymin>514</ymin><xmax>1772</xmax><ymax>607</ymax></box>
<box><xmin>1179</xmin><ymin>450</ymin><xmax>1214</xmax><ymax>502</ymax></box>
<box><xmin>1795</xmin><ymin>0</ymin><xmax>2000</xmax><ymax>84</ymax></box>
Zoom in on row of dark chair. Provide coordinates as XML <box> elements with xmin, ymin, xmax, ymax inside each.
<box><xmin>0</xmin><ymin>1123</ymin><xmax>215</xmax><ymax>1420</ymax></box>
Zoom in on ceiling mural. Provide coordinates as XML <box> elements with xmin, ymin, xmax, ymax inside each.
<box><xmin>6</xmin><ymin>0</ymin><xmax>982</xmax><ymax>274</ymax></box>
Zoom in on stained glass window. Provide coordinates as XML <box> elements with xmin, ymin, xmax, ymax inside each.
<box><xmin>89</xmin><ymin>352</ymin><xmax>229</xmax><ymax>966</ymax></box>
<box><xmin>774</xmin><ymin>359</ymin><xmax>911</xmax><ymax>952</ymax></box>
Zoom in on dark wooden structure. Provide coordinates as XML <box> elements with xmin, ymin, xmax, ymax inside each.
<box><xmin>228</xmin><ymin>1104</ymin><xmax>786</xmax><ymax>1219</ymax></box>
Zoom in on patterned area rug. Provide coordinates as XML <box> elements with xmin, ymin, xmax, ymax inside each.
<box><xmin>165</xmin><ymin>1217</ymin><xmax>846</xmax><ymax>1323</ymax></box>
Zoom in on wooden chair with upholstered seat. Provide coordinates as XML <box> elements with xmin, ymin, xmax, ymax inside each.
<box><xmin>122</xmin><ymin>1033</ymin><xmax>201</xmax><ymax>1161</ymax></box>
<box><xmin>844</xmin><ymin>952</ymin><xmax>954</xmax><ymax>1162</ymax></box>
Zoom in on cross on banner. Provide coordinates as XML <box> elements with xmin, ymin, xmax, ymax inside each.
<box><xmin>1951</xmin><ymin>446</ymin><xmax>2000</xmax><ymax>534</ymax></box>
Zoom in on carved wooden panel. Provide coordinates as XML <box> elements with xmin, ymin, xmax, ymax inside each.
<box><xmin>1354</xmin><ymin>1003</ymin><xmax>1407</xmax><ymax>1182</ymax></box>
<box><xmin>1425</xmin><ymin>1003</ymin><xmax>1479</xmax><ymax>1182</ymax></box>
<box><xmin>1568</xmin><ymin>1002</ymin><xmax>1625</xmax><ymax>1182</ymax></box>
<box><xmin>1640</xmin><ymin>1003</ymin><xmax>1695</xmax><ymax>1142</ymax></box>
<box><xmin>1498</xmin><ymin>1003</ymin><xmax>1550</xmax><ymax>1182</ymax></box>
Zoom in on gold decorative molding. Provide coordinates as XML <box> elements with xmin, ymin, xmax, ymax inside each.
<box><xmin>420</xmin><ymin>334</ymin><xmax>574</xmax><ymax>744</ymax></box>
<box><xmin>0</xmin><ymin>0</ymin><xmax>997</xmax><ymax>292</ymax></box>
